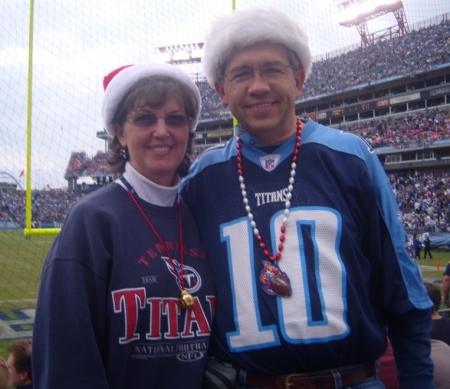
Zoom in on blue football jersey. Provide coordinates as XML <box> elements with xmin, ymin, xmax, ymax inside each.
<box><xmin>181</xmin><ymin>119</ymin><xmax>431</xmax><ymax>376</ymax></box>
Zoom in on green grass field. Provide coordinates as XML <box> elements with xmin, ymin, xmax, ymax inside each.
<box><xmin>417</xmin><ymin>250</ymin><xmax>450</xmax><ymax>282</ymax></box>
<box><xmin>0</xmin><ymin>230</ymin><xmax>55</xmax><ymax>358</ymax></box>
<box><xmin>0</xmin><ymin>229</ymin><xmax>449</xmax><ymax>359</ymax></box>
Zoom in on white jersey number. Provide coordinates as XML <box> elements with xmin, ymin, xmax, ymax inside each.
<box><xmin>221</xmin><ymin>208</ymin><xmax>348</xmax><ymax>352</ymax></box>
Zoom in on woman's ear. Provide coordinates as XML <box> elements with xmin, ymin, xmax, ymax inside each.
<box><xmin>114</xmin><ymin>123</ymin><xmax>126</xmax><ymax>147</ymax></box>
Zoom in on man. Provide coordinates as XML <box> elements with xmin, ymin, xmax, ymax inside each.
<box><xmin>7</xmin><ymin>339</ymin><xmax>33</xmax><ymax>389</ymax></box>
<box><xmin>181</xmin><ymin>7</ymin><xmax>433</xmax><ymax>389</ymax></box>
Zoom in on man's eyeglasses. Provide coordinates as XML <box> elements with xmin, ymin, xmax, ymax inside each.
<box><xmin>224</xmin><ymin>63</ymin><xmax>292</xmax><ymax>85</ymax></box>
<box><xmin>126</xmin><ymin>113</ymin><xmax>191</xmax><ymax>128</ymax></box>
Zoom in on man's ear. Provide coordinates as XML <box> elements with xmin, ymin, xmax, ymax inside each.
<box><xmin>294</xmin><ymin>68</ymin><xmax>306</xmax><ymax>99</ymax></box>
<box><xmin>214</xmin><ymin>81</ymin><xmax>228</xmax><ymax>106</ymax></box>
<box><xmin>19</xmin><ymin>370</ymin><xmax>29</xmax><ymax>383</ymax></box>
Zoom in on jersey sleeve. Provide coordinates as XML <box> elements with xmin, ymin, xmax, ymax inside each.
<box><xmin>387</xmin><ymin>308</ymin><xmax>434</xmax><ymax>388</ymax></box>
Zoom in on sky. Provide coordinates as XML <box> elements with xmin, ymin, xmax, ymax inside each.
<box><xmin>0</xmin><ymin>0</ymin><xmax>449</xmax><ymax>189</ymax></box>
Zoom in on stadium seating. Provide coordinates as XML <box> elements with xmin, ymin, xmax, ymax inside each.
<box><xmin>2</xmin><ymin>170</ymin><xmax>450</xmax><ymax>232</ymax></box>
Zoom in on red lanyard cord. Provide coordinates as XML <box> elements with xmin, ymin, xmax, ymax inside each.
<box><xmin>125</xmin><ymin>189</ymin><xmax>185</xmax><ymax>290</ymax></box>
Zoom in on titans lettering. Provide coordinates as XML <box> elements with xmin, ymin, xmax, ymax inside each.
<box><xmin>112</xmin><ymin>287</ymin><xmax>215</xmax><ymax>344</ymax></box>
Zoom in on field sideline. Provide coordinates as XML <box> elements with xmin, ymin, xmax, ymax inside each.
<box><xmin>0</xmin><ymin>229</ymin><xmax>449</xmax><ymax>359</ymax></box>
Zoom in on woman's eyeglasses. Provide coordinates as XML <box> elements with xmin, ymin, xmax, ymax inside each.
<box><xmin>126</xmin><ymin>113</ymin><xmax>191</xmax><ymax>128</ymax></box>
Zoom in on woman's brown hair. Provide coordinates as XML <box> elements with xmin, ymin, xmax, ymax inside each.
<box><xmin>106</xmin><ymin>75</ymin><xmax>198</xmax><ymax>178</ymax></box>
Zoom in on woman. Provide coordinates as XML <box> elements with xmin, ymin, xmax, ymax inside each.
<box><xmin>32</xmin><ymin>63</ymin><xmax>215</xmax><ymax>388</ymax></box>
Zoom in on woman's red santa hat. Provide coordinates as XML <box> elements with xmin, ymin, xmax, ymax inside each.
<box><xmin>102</xmin><ymin>62</ymin><xmax>201</xmax><ymax>137</ymax></box>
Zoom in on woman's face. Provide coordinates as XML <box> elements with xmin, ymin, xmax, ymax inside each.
<box><xmin>115</xmin><ymin>97</ymin><xmax>190</xmax><ymax>186</ymax></box>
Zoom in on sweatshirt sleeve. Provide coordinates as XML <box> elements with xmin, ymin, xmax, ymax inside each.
<box><xmin>32</xmin><ymin>200</ymin><xmax>113</xmax><ymax>388</ymax></box>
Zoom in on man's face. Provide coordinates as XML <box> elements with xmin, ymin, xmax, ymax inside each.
<box><xmin>215</xmin><ymin>42</ymin><xmax>305</xmax><ymax>144</ymax></box>
<box><xmin>6</xmin><ymin>353</ymin><xmax>21</xmax><ymax>387</ymax></box>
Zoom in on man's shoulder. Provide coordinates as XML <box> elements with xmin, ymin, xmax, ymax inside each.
<box><xmin>197</xmin><ymin>138</ymin><xmax>237</xmax><ymax>163</ymax></box>
<box><xmin>303</xmin><ymin>120</ymin><xmax>374</xmax><ymax>154</ymax></box>
<box><xmin>183</xmin><ymin>138</ymin><xmax>237</xmax><ymax>187</ymax></box>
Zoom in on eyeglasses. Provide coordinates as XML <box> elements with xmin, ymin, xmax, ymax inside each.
<box><xmin>126</xmin><ymin>113</ymin><xmax>191</xmax><ymax>128</ymax></box>
<box><xmin>224</xmin><ymin>63</ymin><xmax>292</xmax><ymax>85</ymax></box>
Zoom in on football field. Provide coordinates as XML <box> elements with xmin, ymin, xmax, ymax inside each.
<box><xmin>0</xmin><ymin>229</ymin><xmax>55</xmax><ymax>358</ymax></box>
<box><xmin>0</xmin><ymin>228</ymin><xmax>448</xmax><ymax>359</ymax></box>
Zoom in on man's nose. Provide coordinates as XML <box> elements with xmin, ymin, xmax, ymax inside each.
<box><xmin>247</xmin><ymin>71</ymin><xmax>271</xmax><ymax>92</ymax></box>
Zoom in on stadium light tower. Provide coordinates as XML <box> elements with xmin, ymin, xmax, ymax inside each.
<box><xmin>338</xmin><ymin>0</ymin><xmax>409</xmax><ymax>46</ymax></box>
<box><xmin>154</xmin><ymin>42</ymin><xmax>204</xmax><ymax>64</ymax></box>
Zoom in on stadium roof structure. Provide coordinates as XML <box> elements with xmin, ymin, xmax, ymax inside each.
<box><xmin>338</xmin><ymin>0</ymin><xmax>409</xmax><ymax>46</ymax></box>
<box><xmin>0</xmin><ymin>171</ymin><xmax>23</xmax><ymax>190</ymax></box>
<box><xmin>155</xmin><ymin>42</ymin><xmax>204</xmax><ymax>65</ymax></box>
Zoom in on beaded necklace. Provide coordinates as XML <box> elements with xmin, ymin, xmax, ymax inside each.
<box><xmin>236</xmin><ymin>117</ymin><xmax>302</xmax><ymax>296</ymax></box>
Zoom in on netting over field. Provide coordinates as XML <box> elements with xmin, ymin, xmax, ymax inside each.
<box><xmin>0</xmin><ymin>0</ymin><xmax>449</xmax><ymax>345</ymax></box>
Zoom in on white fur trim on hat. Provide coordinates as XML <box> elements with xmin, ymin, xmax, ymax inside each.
<box><xmin>102</xmin><ymin>62</ymin><xmax>201</xmax><ymax>137</ymax></box>
<box><xmin>202</xmin><ymin>7</ymin><xmax>312</xmax><ymax>87</ymax></box>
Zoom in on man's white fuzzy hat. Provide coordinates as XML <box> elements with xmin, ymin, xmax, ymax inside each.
<box><xmin>202</xmin><ymin>7</ymin><xmax>312</xmax><ymax>88</ymax></box>
<box><xmin>102</xmin><ymin>62</ymin><xmax>201</xmax><ymax>137</ymax></box>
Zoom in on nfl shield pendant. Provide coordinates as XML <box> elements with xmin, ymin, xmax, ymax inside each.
<box><xmin>260</xmin><ymin>260</ymin><xmax>292</xmax><ymax>297</ymax></box>
<box><xmin>180</xmin><ymin>289</ymin><xmax>195</xmax><ymax>309</ymax></box>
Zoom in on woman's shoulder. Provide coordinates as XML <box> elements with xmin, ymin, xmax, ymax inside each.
<box><xmin>64</xmin><ymin>183</ymin><xmax>128</xmax><ymax>224</ymax></box>
<box><xmin>71</xmin><ymin>183</ymin><xmax>124</xmax><ymax>209</ymax></box>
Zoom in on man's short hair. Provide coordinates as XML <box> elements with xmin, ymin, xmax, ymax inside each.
<box><xmin>8</xmin><ymin>339</ymin><xmax>32</xmax><ymax>381</ymax></box>
<box><xmin>423</xmin><ymin>281</ymin><xmax>441</xmax><ymax>312</ymax></box>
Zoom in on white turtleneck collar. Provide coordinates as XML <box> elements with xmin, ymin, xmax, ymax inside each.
<box><xmin>115</xmin><ymin>162</ymin><xmax>180</xmax><ymax>207</ymax></box>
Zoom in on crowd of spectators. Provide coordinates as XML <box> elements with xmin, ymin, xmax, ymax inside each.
<box><xmin>65</xmin><ymin>151</ymin><xmax>108</xmax><ymax>178</ymax></box>
<box><xmin>390</xmin><ymin>170</ymin><xmax>450</xmax><ymax>232</ymax></box>
<box><xmin>344</xmin><ymin>108</ymin><xmax>450</xmax><ymax>149</ymax></box>
<box><xmin>0</xmin><ymin>189</ymin><xmax>83</xmax><ymax>226</ymax></box>
<box><xmin>196</xmin><ymin>81</ymin><xmax>232</xmax><ymax>122</ymax></box>
<box><xmin>194</xmin><ymin>19</ymin><xmax>450</xmax><ymax>119</ymax></box>
<box><xmin>65</xmin><ymin>108</ymin><xmax>450</xmax><ymax>178</ymax></box>
<box><xmin>65</xmin><ymin>152</ymin><xmax>90</xmax><ymax>178</ymax></box>
<box><xmin>300</xmin><ymin>19</ymin><xmax>450</xmax><ymax>100</ymax></box>
<box><xmin>84</xmin><ymin>152</ymin><xmax>109</xmax><ymax>175</ymax></box>
<box><xmin>1</xmin><ymin>168</ymin><xmax>450</xmax><ymax>233</ymax></box>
